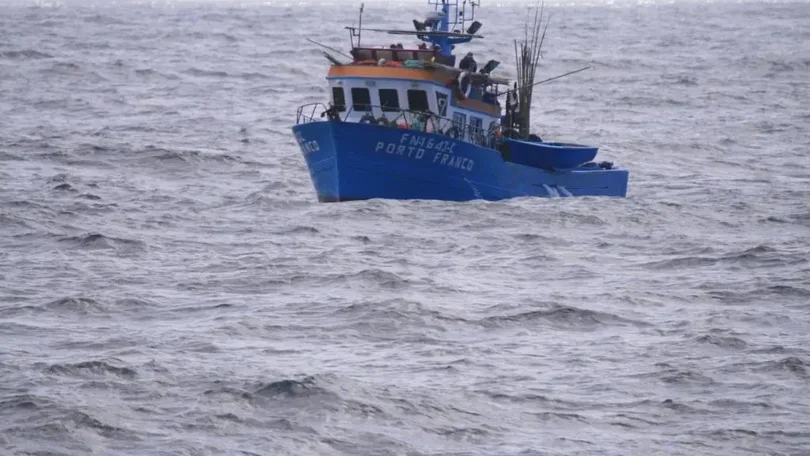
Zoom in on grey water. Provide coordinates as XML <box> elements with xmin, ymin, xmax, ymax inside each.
<box><xmin>1</xmin><ymin>0</ymin><xmax>809</xmax><ymax>454</ymax></box>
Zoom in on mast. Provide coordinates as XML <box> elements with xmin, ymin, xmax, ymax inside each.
<box><xmin>424</xmin><ymin>0</ymin><xmax>480</xmax><ymax>56</ymax></box>
<box><xmin>437</xmin><ymin>1</ymin><xmax>451</xmax><ymax>54</ymax></box>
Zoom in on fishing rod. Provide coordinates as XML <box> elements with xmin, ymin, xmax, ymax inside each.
<box><xmin>508</xmin><ymin>64</ymin><xmax>592</xmax><ymax>95</ymax></box>
<box><xmin>306</xmin><ymin>38</ymin><xmax>353</xmax><ymax>60</ymax></box>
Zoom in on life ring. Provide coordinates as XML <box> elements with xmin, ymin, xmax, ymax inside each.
<box><xmin>456</xmin><ymin>71</ymin><xmax>472</xmax><ymax>99</ymax></box>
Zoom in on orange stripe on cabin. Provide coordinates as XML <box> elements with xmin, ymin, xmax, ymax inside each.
<box><xmin>327</xmin><ymin>65</ymin><xmax>501</xmax><ymax>117</ymax></box>
<box><xmin>455</xmin><ymin>98</ymin><xmax>500</xmax><ymax>116</ymax></box>
<box><xmin>327</xmin><ymin>65</ymin><xmax>454</xmax><ymax>85</ymax></box>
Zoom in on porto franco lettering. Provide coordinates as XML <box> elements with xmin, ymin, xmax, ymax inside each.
<box><xmin>373</xmin><ymin>133</ymin><xmax>475</xmax><ymax>172</ymax></box>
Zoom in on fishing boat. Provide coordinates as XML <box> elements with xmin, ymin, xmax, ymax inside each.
<box><xmin>292</xmin><ymin>0</ymin><xmax>629</xmax><ymax>202</ymax></box>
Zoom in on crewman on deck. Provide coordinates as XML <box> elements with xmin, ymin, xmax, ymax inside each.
<box><xmin>459</xmin><ymin>52</ymin><xmax>477</xmax><ymax>72</ymax></box>
<box><xmin>321</xmin><ymin>103</ymin><xmax>341</xmax><ymax>122</ymax></box>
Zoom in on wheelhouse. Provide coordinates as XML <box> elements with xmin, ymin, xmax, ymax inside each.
<box><xmin>326</xmin><ymin>61</ymin><xmax>503</xmax><ymax>144</ymax></box>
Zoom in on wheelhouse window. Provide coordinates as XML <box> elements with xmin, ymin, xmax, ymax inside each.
<box><xmin>407</xmin><ymin>89</ymin><xmax>430</xmax><ymax>113</ymax></box>
<box><xmin>453</xmin><ymin>112</ymin><xmax>467</xmax><ymax>129</ymax></box>
<box><xmin>452</xmin><ymin>112</ymin><xmax>467</xmax><ymax>139</ymax></box>
<box><xmin>331</xmin><ymin>87</ymin><xmax>346</xmax><ymax>112</ymax></box>
<box><xmin>469</xmin><ymin>116</ymin><xmax>484</xmax><ymax>144</ymax></box>
<box><xmin>351</xmin><ymin>88</ymin><xmax>372</xmax><ymax>112</ymax></box>
<box><xmin>469</xmin><ymin>116</ymin><xmax>483</xmax><ymax>134</ymax></box>
<box><xmin>379</xmin><ymin>89</ymin><xmax>400</xmax><ymax>112</ymax></box>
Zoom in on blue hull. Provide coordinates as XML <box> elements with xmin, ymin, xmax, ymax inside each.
<box><xmin>292</xmin><ymin>121</ymin><xmax>628</xmax><ymax>202</ymax></box>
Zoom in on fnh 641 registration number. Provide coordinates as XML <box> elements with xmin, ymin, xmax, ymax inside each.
<box><xmin>373</xmin><ymin>133</ymin><xmax>474</xmax><ymax>172</ymax></box>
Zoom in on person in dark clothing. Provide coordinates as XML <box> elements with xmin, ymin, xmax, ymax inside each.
<box><xmin>321</xmin><ymin>103</ymin><xmax>341</xmax><ymax>122</ymax></box>
<box><xmin>459</xmin><ymin>52</ymin><xmax>477</xmax><ymax>72</ymax></box>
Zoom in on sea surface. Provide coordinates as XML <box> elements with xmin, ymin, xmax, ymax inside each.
<box><xmin>1</xmin><ymin>0</ymin><xmax>809</xmax><ymax>454</ymax></box>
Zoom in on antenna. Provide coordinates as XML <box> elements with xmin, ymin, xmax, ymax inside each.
<box><xmin>358</xmin><ymin>3</ymin><xmax>364</xmax><ymax>47</ymax></box>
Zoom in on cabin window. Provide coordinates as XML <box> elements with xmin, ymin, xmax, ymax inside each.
<box><xmin>469</xmin><ymin>116</ymin><xmax>484</xmax><ymax>144</ymax></box>
<box><xmin>453</xmin><ymin>112</ymin><xmax>467</xmax><ymax>129</ymax></box>
<box><xmin>407</xmin><ymin>89</ymin><xmax>430</xmax><ymax>112</ymax></box>
<box><xmin>469</xmin><ymin>116</ymin><xmax>483</xmax><ymax>134</ymax></box>
<box><xmin>452</xmin><ymin>112</ymin><xmax>467</xmax><ymax>139</ymax></box>
<box><xmin>331</xmin><ymin>87</ymin><xmax>346</xmax><ymax>112</ymax></box>
<box><xmin>379</xmin><ymin>89</ymin><xmax>400</xmax><ymax>112</ymax></box>
<box><xmin>351</xmin><ymin>88</ymin><xmax>372</xmax><ymax>112</ymax></box>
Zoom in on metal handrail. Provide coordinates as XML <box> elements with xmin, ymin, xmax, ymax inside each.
<box><xmin>295</xmin><ymin>103</ymin><xmax>502</xmax><ymax>149</ymax></box>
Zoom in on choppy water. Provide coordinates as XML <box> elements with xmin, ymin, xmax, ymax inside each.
<box><xmin>2</xmin><ymin>0</ymin><xmax>809</xmax><ymax>454</ymax></box>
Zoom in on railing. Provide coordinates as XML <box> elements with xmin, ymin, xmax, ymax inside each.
<box><xmin>295</xmin><ymin>102</ymin><xmax>502</xmax><ymax>149</ymax></box>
